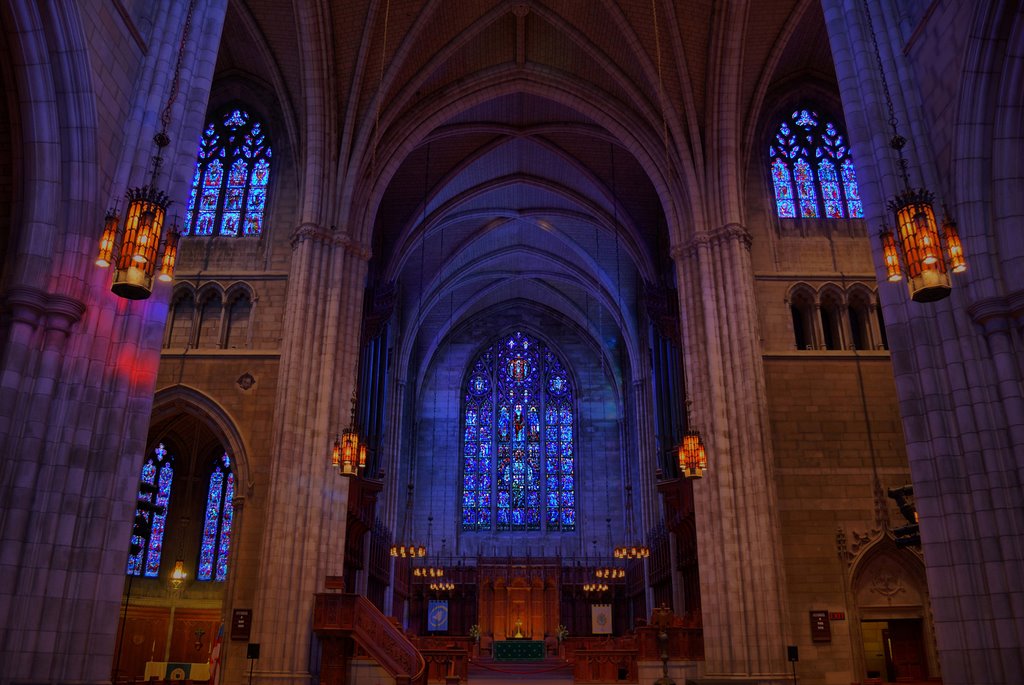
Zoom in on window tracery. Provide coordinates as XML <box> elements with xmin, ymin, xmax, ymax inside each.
<box><xmin>183</xmin><ymin>109</ymin><xmax>271</xmax><ymax>237</ymax></box>
<box><xmin>197</xmin><ymin>453</ymin><xmax>234</xmax><ymax>581</ymax></box>
<box><xmin>770</xmin><ymin>109</ymin><xmax>863</xmax><ymax>220</ymax></box>
<box><xmin>461</xmin><ymin>331</ymin><xmax>576</xmax><ymax>532</ymax></box>
<box><xmin>127</xmin><ymin>444</ymin><xmax>173</xmax><ymax>577</ymax></box>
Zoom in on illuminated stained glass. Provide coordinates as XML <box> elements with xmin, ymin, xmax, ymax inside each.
<box><xmin>127</xmin><ymin>444</ymin><xmax>173</xmax><ymax>577</ymax></box>
<box><xmin>183</xmin><ymin>110</ymin><xmax>272</xmax><ymax>238</ymax></box>
<box><xmin>771</xmin><ymin>109</ymin><xmax>865</xmax><ymax>221</ymax></box>
<box><xmin>794</xmin><ymin>159</ymin><xmax>818</xmax><ymax>218</ymax></box>
<box><xmin>842</xmin><ymin>158</ymin><xmax>863</xmax><ymax>218</ymax></box>
<box><xmin>460</xmin><ymin>331</ymin><xmax>576</xmax><ymax>532</ymax></box>
<box><xmin>818</xmin><ymin>159</ymin><xmax>843</xmax><ymax>218</ymax></box>
<box><xmin>198</xmin><ymin>453</ymin><xmax>234</xmax><ymax>581</ymax></box>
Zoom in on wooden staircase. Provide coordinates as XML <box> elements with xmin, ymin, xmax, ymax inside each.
<box><xmin>313</xmin><ymin>592</ymin><xmax>426</xmax><ymax>685</ymax></box>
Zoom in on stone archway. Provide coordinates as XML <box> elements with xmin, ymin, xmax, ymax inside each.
<box><xmin>113</xmin><ymin>397</ymin><xmax>248</xmax><ymax>682</ymax></box>
<box><xmin>849</xmin><ymin>538</ymin><xmax>939</xmax><ymax>683</ymax></box>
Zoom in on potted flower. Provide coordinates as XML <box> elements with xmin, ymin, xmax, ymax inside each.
<box><xmin>469</xmin><ymin>624</ymin><xmax>481</xmax><ymax>643</ymax></box>
<box><xmin>556</xmin><ymin>624</ymin><xmax>568</xmax><ymax>643</ymax></box>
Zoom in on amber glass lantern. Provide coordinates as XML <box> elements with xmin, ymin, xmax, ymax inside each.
<box><xmin>678</xmin><ymin>430</ymin><xmax>708</xmax><ymax>479</ymax></box>
<box><xmin>880</xmin><ymin>229</ymin><xmax>902</xmax><ymax>282</ymax></box>
<box><xmin>158</xmin><ymin>226</ymin><xmax>181</xmax><ymax>282</ymax></box>
<box><xmin>109</xmin><ymin>186</ymin><xmax>171</xmax><ymax>299</ymax></box>
<box><xmin>887</xmin><ymin>189</ymin><xmax>953</xmax><ymax>302</ymax></box>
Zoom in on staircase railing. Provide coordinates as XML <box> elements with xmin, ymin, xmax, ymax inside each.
<box><xmin>313</xmin><ymin>593</ymin><xmax>426</xmax><ymax>685</ymax></box>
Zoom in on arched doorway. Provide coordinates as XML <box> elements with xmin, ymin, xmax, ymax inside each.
<box><xmin>112</xmin><ymin>391</ymin><xmax>248</xmax><ymax>682</ymax></box>
<box><xmin>851</xmin><ymin>539</ymin><xmax>939</xmax><ymax>683</ymax></box>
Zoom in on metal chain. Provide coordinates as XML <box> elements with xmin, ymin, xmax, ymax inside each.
<box><xmin>862</xmin><ymin>0</ymin><xmax>912</xmax><ymax>188</ymax></box>
<box><xmin>158</xmin><ymin>0</ymin><xmax>199</xmax><ymax>141</ymax></box>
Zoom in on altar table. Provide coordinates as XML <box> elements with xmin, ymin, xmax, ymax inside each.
<box><xmin>493</xmin><ymin>640</ymin><xmax>544</xmax><ymax>661</ymax></box>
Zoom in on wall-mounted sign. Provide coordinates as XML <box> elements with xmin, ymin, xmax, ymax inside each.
<box><xmin>809</xmin><ymin>610</ymin><xmax>831</xmax><ymax>642</ymax></box>
<box><xmin>829</xmin><ymin>611</ymin><xmax>846</xmax><ymax>621</ymax></box>
<box><xmin>231</xmin><ymin>609</ymin><xmax>253</xmax><ymax>641</ymax></box>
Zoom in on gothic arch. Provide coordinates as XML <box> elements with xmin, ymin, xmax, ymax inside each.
<box><xmin>149</xmin><ymin>384</ymin><xmax>252</xmax><ymax>494</ymax></box>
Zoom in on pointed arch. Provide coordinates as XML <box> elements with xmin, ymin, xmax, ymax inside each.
<box><xmin>768</xmin><ymin>108</ymin><xmax>863</xmax><ymax>220</ymax></box>
<box><xmin>460</xmin><ymin>330</ymin><xmax>577</xmax><ymax>532</ymax></box>
<box><xmin>183</xmin><ymin>108</ymin><xmax>273</xmax><ymax>237</ymax></box>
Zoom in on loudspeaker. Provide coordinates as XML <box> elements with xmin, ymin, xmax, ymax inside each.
<box><xmin>247</xmin><ymin>643</ymin><xmax>261</xmax><ymax>659</ymax></box>
<box><xmin>787</xmin><ymin>645</ymin><xmax>799</xmax><ymax>662</ymax></box>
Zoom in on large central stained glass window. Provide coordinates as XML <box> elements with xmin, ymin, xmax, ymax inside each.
<box><xmin>461</xmin><ymin>331</ymin><xmax>576</xmax><ymax>532</ymax></box>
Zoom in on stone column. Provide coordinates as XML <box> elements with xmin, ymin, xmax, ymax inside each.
<box><xmin>673</xmin><ymin>224</ymin><xmax>790</xmax><ymax>684</ymax></box>
<box><xmin>0</xmin><ymin>1</ymin><xmax>225</xmax><ymax>682</ymax></box>
<box><xmin>249</xmin><ymin>228</ymin><xmax>368</xmax><ymax>685</ymax></box>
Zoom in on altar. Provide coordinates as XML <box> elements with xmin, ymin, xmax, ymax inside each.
<box><xmin>493</xmin><ymin>640</ymin><xmax>545</xmax><ymax>662</ymax></box>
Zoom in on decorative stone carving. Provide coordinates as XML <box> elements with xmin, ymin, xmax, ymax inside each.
<box><xmin>236</xmin><ymin>372</ymin><xmax>256</xmax><ymax>391</ymax></box>
<box><xmin>869</xmin><ymin>565</ymin><xmax>906</xmax><ymax>600</ymax></box>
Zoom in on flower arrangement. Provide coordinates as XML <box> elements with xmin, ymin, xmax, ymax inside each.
<box><xmin>469</xmin><ymin>624</ymin><xmax>481</xmax><ymax>642</ymax></box>
<box><xmin>556</xmin><ymin>624</ymin><xmax>569</xmax><ymax>642</ymax></box>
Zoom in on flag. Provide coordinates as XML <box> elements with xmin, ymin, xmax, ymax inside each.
<box><xmin>591</xmin><ymin>604</ymin><xmax>612</xmax><ymax>634</ymax></box>
<box><xmin>427</xmin><ymin>600</ymin><xmax>449</xmax><ymax>632</ymax></box>
<box><xmin>209</xmin><ymin>623</ymin><xmax>224</xmax><ymax>684</ymax></box>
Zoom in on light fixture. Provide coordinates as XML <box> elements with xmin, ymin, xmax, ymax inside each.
<box><xmin>390</xmin><ymin>483</ymin><xmax>427</xmax><ymax>558</ymax></box>
<box><xmin>430</xmin><ymin>581</ymin><xmax>455</xmax><ymax>592</ymax></box>
<box><xmin>678</xmin><ymin>399</ymin><xmax>708</xmax><ymax>479</ymax></box>
<box><xmin>863</xmin><ymin>0</ymin><xmax>966</xmax><ymax>302</ymax></box>
<box><xmin>583</xmin><ymin>582</ymin><xmax>608</xmax><ymax>593</ymax></box>
<box><xmin>412</xmin><ymin>516</ymin><xmax>444</xmax><ymax>577</ymax></box>
<box><xmin>595</xmin><ymin>519</ymin><xmax>625</xmax><ymax>579</ymax></box>
<box><xmin>96</xmin><ymin>0</ymin><xmax>195</xmax><ymax>299</ymax></box>
<box><xmin>170</xmin><ymin>559</ymin><xmax>187</xmax><ymax>590</ymax></box>
<box><xmin>678</xmin><ymin>431</ymin><xmax>708</xmax><ymax>479</ymax></box>
<box><xmin>331</xmin><ymin>392</ymin><xmax>361</xmax><ymax>476</ymax></box>
<box><xmin>613</xmin><ymin>485</ymin><xmax>650</xmax><ymax>559</ymax></box>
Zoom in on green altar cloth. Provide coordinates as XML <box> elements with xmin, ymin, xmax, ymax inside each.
<box><xmin>493</xmin><ymin>639</ymin><xmax>545</xmax><ymax>661</ymax></box>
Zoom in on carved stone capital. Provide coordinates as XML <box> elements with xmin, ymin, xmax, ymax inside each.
<box><xmin>967</xmin><ymin>296</ymin><xmax>1011</xmax><ymax>335</ymax></box>
<box><xmin>671</xmin><ymin>223</ymin><xmax>752</xmax><ymax>261</ymax></box>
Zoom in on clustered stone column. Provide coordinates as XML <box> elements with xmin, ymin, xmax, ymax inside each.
<box><xmin>249</xmin><ymin>227</ymin><xmax>368</xmax><ymax>685</ymax></box>
<box><xmin>672</xmin><ymin>224</ymin><xmax>791</xmax><ymax>684</ymax></box>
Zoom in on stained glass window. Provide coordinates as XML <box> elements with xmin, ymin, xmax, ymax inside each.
<box><xmin>769</xmin><ymin>109</ymin><xmax>863</xmax><ymax>220</ymax></box>
<box><xmin>461</xmin><ymin>331</ymin><xmax>576</xmax><ymax>532</ymax></box>
<box><xmin>198</xmin><ymin>453</ymin><xmax>234</xmax><ymax>581</ymax></box>
<box><xmin>127</xmin><ymin>444</ymin><xmax>173</xmax><ymax>577</ymax></box>
<box><xmin>183</xmin><ymin>109</ymin><xmax>272</xmax><ymax>237</ymax></box>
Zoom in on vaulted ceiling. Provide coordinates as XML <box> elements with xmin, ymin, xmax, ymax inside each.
<box><xmin>217</xmin><ymin>0</ymin><xmax>838</xmax><ymax>385</ymax></box>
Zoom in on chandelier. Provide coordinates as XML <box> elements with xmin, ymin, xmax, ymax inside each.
<box><xmin>96</xmin><ymin>0</ymin><xmax>196</xmax><ymax>299</ymax></box>
<box><xmin>430</xmin><ymin>581</ymin><xmax>455</xmax><ymax>592</ymax></box>
<box><xmin>613</xmin><ymin>486</ymin><xmax>650</xmax><ymax>559</ymax></box>
<box><xmin>863</xmin><ymin>0</ymin><xmax>967</xmax><ymax>302</ymax></box>
<box><xmin>390</xmin><ymin>483</ymin><xmax>427</xmax><ymax>558</ymax></box>
<box><xmin>583</xmin><ymin>582</ymin><xmax>608</xmax><ymax>593</ymax></box>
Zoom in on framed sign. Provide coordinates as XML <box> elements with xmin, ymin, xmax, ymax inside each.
<box><xmin>231</xmin><ymin>609</ymin><xmax>253</xmax><ymax>641</ymax></box>
<box><xmin>809</xmin><ymin>610</ymin><xmax>831</xmax><ymax>642</ymax></box>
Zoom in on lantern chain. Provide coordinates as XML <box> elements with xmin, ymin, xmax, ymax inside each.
<box><xmin>149</xmin><ymin>0</ymin><xmax>198</xmax><ymax>187</ymax></box>
<box><xmin>861</xmin><ymin>0</ymin><xmax>912</xmax><ymax>190</ymax></box>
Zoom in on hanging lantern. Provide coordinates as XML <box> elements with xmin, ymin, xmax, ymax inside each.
<box><xmin>413</xmin><ymin>565</ymin><xmax>444</xmax><ymax>578</ymax></box>
<box><xmin>390</xmin><ymin>543</ymin><xmax>427</xmax><ymax>558</ymax></box>
<box><xmin>358</xmin><ymin>443</ymin><xmax>367</xmax><ymax>471</ymax></box>
<box><xmin>880</xmin><ymin>229</ymin><xmax>902</xmax><ymax>282</ymax></box>
<box><xmin>170</xmin><ymin>559</ymin><xmax>187</xmax><ymax>590</ymax></box>
<box><xmin>942</xmin><ymin>215</ymin><xmax>967</xmax><ymax>274</ymax></box>
<box><xmin>340</xmin><ymin>426</ymin><xmax>359</xmax><ymax>475</ymax></box>
<box><xmin>613</xmin><ymin>544</ymin><xmax>650</xmax><ymax>560</ymax></box>
<box><xmin>158</xmin><ymin>225</ymin><xmax>181</xmax><ymax>282</ymax></box>
<box><xmin>886</xmin><ymin>189</ymin><xmax>955</xmax><ymax>303</ymax></box>
<box><xmin>96</xmin><ymin>210</ymin><xmax>119</xmax><ymax>267</ymax></box>
<box><xmin>430</xmin><ymin>581</ymin><xmax>455</xmax><ymax>592</ymax></box>
<box><xmin>678</xmin><ymin>430</ymin><xmax>708</xmax><ymax>479</ymax></box>
<box><xmin>583</xmin><ymin>582</ymin><xmax>608</xmax><ymax>593</ymax></box>
<box><xmin>330</xmin><ymin>435</ymin><xmax>341</xmax><ymax>469</ymax></box>
<box><xmin>109</xmin><ymin>186</ymin><xmax>171</xmax><ymax>300</ymax></box>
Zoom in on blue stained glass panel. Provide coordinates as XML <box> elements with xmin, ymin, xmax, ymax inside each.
<box><xmin>129</xmin><ymin>445</ymin><xmax>173</xmax><ymax>577</ymax></box>
<box><xmin>818</xmin><ymin>160</ymin><xmax>844</xmax><ymax>218</ymax></box>
<box><xmin>794</xmin><ymin>159</ymin><xmax>819</xmax><ymax>218</ymax></box>
<box><xmin>459</xmin><ymin>332</ymin><xmax>575</xmax><ymax>532</ymax></box>
<box><xmin>216</xmin><ymin>474</ymin><xmax>234</xmax><ymax>581</ymax></box>
<box><xmin>842</xmin><ymin>158</ymin><xmax>863</xmax><ymax>218</ymax></box>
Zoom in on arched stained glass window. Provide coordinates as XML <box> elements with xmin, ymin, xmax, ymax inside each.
<box><xmin>127</xmin><ymin>444</ymin><xmax>173</xmax><ymax>577</ymax></box>
<box><xmin>769</xmin><ymin>109</ymin><xmax>864</xmax><ymax>220</ymax></box>
<box><xmin>198</xmin><ymin>453</ymin><xmax>234</xmax><ymax>581</ymax></box>
<box><xmin>461</xmin><ymin>331</ymin><xmax>576</xmax><ymax>532</ymax></box>
<box><xmin>183</xmin><ymin>109</ymin><xmax>272</xmax><ymax>237</ymax></box>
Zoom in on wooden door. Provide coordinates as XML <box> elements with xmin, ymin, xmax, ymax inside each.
<box><xmin>885</xmin><ymin>619</ymin><xmax>926</xmax><ymax>681</ymax></box>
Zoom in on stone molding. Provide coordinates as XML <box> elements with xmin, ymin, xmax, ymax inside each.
<box><xmin>2</xmin><ymin>285</ymin><xmax>86</xmax><ymax>334</ymax></box>
<box><xmin>670</xmin><ymin>223</ymin><xmax>753</xmax><ymax>260</ymax></box>
<box><xmin>289</xmin><ymin>223</ymin><xmax>372</xmax><ymax>260</ymax></box>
